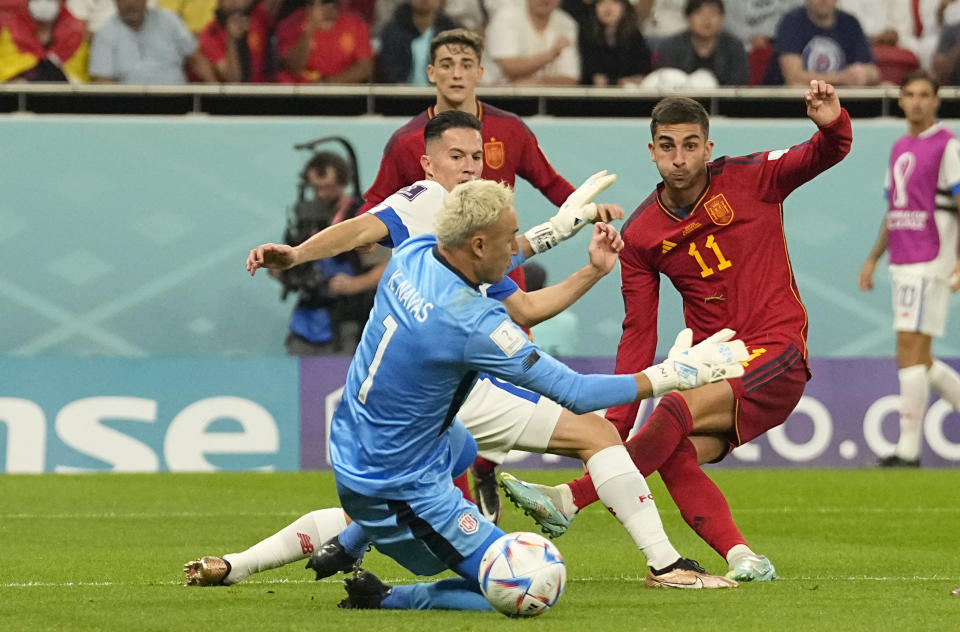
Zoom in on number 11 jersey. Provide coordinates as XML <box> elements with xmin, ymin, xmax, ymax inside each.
<box><xmin>617</xmin><ymin>110</ymin><xmax>854</xmax><ymax>376</ymax></box>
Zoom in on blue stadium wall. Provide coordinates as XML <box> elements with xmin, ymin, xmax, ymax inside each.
<box><xmin>1</xmin><ymin>115</ymin><xmax>959</xmax><ymax>471</ymax></box>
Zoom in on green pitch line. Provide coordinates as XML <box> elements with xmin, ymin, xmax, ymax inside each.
<box><xmin>0</xmin><ymin>469</ymin><xmax>956</xmax><ymax>632</ymax></box>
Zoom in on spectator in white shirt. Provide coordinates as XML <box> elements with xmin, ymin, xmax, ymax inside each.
<box><xmin>484</xmin><ymin>0</ymin><xmax>579</xmax><ymax>85</ymax></box>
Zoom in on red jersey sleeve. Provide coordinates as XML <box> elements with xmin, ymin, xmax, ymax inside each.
<box><xmin>515</xmin><ymin>123</ymin><xmax>575</xmax><ymax>207</ymax></box>
<box><xmin>605</xmin><ymin>235</ymin><xmax>661</xmax><ymax>437</ymax></box>
<box><xmin>753</xmin><ymin>108</ymin><xmax>853</xmax><ymax>204</ymax></box>
<box><xmin>360</xmin><ymin>114</ymin><xmax>429</xmax><ymax>213</ymax></box>
<box><xmin>360</xmin><ymin>134</ymin><xmax>410</xmax><ymax>213</ymax></box>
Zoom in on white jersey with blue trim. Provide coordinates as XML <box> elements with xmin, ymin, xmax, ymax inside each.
<box><xmin>369</xmin><ymin>179</ymin><xmax>519</xmax><ymax>301</ymax></box>
<box><xmin>329</xmin><ymin>234</ymin><xmax>637</xmax><ymax>498</ymax></box>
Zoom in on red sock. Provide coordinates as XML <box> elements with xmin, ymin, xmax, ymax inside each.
<box><xmin>623</xmin><ymin>392</ymin><xmax>693</xmax><ymax>475</ymax></box>
<box><xmin>566</xmin><ymin>471</ymin><xmax>599</xmax><ymax>511</ymax></box>
<box><xmin>659</xmin><ymin>438</ymin><xmax>746</xmax><ymax>558</ymax></box>
<box><xmin>471</xmin><ymin>456</ymin><xmax>496</xmax><ymax>475</ymax></box>
<box><xmin>568</xmin><ymin>392</ymin><xmax>693</xmax><ymax>510</ymax></box>
<box><xmin>453</xmin><ymin>472</ymin><xmax>475</xmax><ymax>503</ymax></box>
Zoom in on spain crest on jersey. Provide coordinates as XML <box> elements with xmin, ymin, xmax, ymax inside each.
<box><xmin>484</xmin><ymin>139</ymin><xmax>505</xmax><ymax>169</ymax></box>
<box><xmin>704</xmin><ymin>193</ymin><xmax>734</xmax><ymax>226</ymax></box>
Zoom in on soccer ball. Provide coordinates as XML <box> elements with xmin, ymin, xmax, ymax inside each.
<box><xmin>477</xmin><ymin>531</ymin><xmax>566</xmax><ymax>617</ymax></box>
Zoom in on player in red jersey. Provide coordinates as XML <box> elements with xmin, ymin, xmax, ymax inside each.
<box><xmin>359</xmin><ymin>28</ymin><xmax>596</xmax><ymax>217</ymax></box>
<box><xmin>501</xmin><ymin>80</ymin><xmax>853</xmax><ymax>582</ymax></box>
<box><xmin>360</xmin><ymin>27</ymin><xmax>622</xmax><ymax>521</ymax></box>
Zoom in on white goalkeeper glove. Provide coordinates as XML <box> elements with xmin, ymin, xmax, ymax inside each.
<box><xmin>524</xmin><ymin>170</ymin><xmax>617</xmax><ymax>254</ymax></box>
<box><xmin>641</xmin><ymin>328</ymin><xmax>749</xmax><ymax>397</ymax></box>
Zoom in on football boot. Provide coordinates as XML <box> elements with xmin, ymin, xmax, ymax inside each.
<box><xmin>184</xmin><ymin>556</ymin><xmax>231</xmax><ymax>587</ymax></box>
<box><xmin>498</xmin><ymin>472</ymin><xmax>571</xmax><ymax>538</ymax></box>
<box><xmin>646</xmin><ymin>558</ymin><xmax>738</xmax><ymax>589</ymax></box>
<box><xmin>338</xmin><ymin>569</ymin><xmax>392</xmax><ymax>609</ymax></box>
<box><xmin>726</xmin><ymin>554</ymin><xmax>777</xmax><ymax>582</ymax></box>
<box><xmin>306</xmin><ymin>535</ymin><xmax>363</xmax><ymax>580</ymax></box>
<box><xmin>472</xmin><ymin>466</ymin><xmax>503</xmax><ymax>524</ymax></box>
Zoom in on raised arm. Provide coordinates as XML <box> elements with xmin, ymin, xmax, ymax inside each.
<box><xmin>246</xmin><ymin>213</ymin><xmax>388</xmax><ymax>276</ymax></box>
<box><xmin>804</xmin><ymin>79</ymin><xmax>842</xmax><ymax>127</ymax></box>
<box><xmin>753</xmin><ymin>80</ymin><xmax>853</xmax><ymax>203</ymax></box>
<box><xmin>501</xmin><ymin>223</ymin><xmax>621</xmax><ymax>328</ymax></box>
<box><xmin>521</xmin><ymin>170</ymin><xmax>621</xmax><ymax>257</ymax></box>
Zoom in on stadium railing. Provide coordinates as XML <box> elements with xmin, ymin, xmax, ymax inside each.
<box><xmin>3</xmin><ymin>84</ymin><xmax>959</xmax><ymax>118</ymax></box>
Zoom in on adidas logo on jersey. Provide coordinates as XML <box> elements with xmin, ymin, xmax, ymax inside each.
<box><xmin>662</xmin><ymin>240</ymin><xmax>677</xmax><ymax>254</ymax></box>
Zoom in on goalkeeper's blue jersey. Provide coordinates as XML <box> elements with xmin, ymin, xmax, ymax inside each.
<box><xmin>330</xmin><ymin>234</ymin><xmax>638</xmax><ymax>498</ymax></box>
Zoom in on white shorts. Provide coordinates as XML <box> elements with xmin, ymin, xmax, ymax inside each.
<box><xmin>456</xmin><ymin>375</ymin><xmax>562</xmax><ymax>464</ymax></box>
<box><xmin>890</xmin><ymin>268</ymin><xmax>951</xmax><ymax>337</ymax></box>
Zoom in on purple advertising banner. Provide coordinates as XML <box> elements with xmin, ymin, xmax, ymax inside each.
<box><xmin>298</xmin><ymin>357</ymin><xmax>960</xmax><ymax>470</ymax></box>
<box><xmin>299</xmin><ymin>355</ymin><xmax>353</xmax><ymax>470</ymax></box>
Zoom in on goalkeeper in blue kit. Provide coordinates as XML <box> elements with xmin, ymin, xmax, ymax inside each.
<box><xmin>188</xmin><ymin>111</ymin><xmax>743</xmax><ymax>600</ymax></box>
<box><xmin>325</xmin><ymin>179</ymin><xmax>746</xmax><ymax>610</ymax></box>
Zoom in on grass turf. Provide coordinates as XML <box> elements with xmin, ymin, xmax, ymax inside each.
<box><xmin>0</xmin><ymin>468</ymin><xmax>957</xmax><ymax>631</ymax></box>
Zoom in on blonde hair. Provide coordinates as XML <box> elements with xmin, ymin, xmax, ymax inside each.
<box><xmin>435</xmin><ymin>180</ymin><xmax>515</xmax><ymax>248</ymax></box>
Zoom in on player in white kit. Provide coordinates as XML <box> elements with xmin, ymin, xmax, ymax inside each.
<box><xmin>859</xmin><ymin>70</ymin><xmax>960</xmax><ymax>467</ymax></box>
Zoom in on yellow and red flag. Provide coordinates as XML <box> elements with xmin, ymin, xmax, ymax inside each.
<box><xmin>0</xmin><ymin>6</ymin><xmax>88</xmax><ymax>82</ymax></box>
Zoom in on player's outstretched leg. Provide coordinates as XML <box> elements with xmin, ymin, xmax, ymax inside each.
<box><xmin>503</xmin><ymin>410</ymin><xmax>736</xmax><ymax>589</ymax></box>
<box><xmin>503</xmin><ymin>392</ymin><xmax>698</xmax><ymax>528</ymax></box>
<box><xmin>338</xmin><ymin>569</ymin><xmax>493</xmax><ymax>611</ymax></box>
<box><xmin>184</xmin><ymin>508</ymin><xmax>348</xmax><ymax>586</ymax></box>
<box><xmin>500</xmin><ymin>393</ymin><xmax>692</xmax><ymax>538</ymax></box>
<box><xmin>657</xmin><ymin>437</ymin><xmax>777</xmax><ymax>581</ymax></box>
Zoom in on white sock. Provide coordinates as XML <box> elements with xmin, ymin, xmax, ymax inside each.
<box><xmin>553</xmin><ymin>483</ymin><xmax>577</xmax><ymax>517</ymax></box>
<box><xmin>725</xmin><ymin>543</ymin><xmax>758</xmax><ymax>568</ymax></box>
<box><xmin>526</xmin><ymin>482</ymin><xmax>578</xmax><ymax>518</ymax></box>
<box><xmin>896</xmin><ymin>365</ymin><xmax>929</xmax><ymax>461</ymax></box>
<box><xmin>586</xmin><ymin>445</ymin><xmax>681</xmax><ymax>570</ymax></box>
<box><xmin>222</xmin><ymin>508</ymin><xmax>348</xmax><ymax>585</ymax></box>
<box><xmin>928</xmin><ymin>360</ymin><xmax>960</xmax><ymax>410</ymax></box>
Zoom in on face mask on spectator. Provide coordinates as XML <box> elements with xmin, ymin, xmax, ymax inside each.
<box><xmin>29</xmin><ymin>0</ymin><xmax>60</xmax><ymax>21</ymax></box>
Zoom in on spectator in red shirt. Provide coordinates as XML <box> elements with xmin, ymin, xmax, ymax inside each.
<box><xmin>275</xmin><ymin>0</ymin><xmax>372</xmax><ymax>83</ymax></box>
<box><xmin>197</xmin><ymin>0</ymin><xmax>272</xmax><ymax>81</ymax></box>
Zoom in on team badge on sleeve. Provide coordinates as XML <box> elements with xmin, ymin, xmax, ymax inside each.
<box><xmin>704</xmin><ymin>193</ymin><xmax>734</xmax><ymax>226</ymax></box>
<box><xmin>458</xmin><ymin>510</ymin><xmax>480</xmax><ymax>535</ymax></box>
<box><xmin>490</xmin><ymin>321</ymin><xmax>526</xmax><ymax>357</ymax></box>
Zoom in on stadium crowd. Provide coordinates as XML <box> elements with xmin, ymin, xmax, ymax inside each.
<box><xmin>6</xmin><ymin>0</ymin><xmax>960</xmax><ymax>87</ymax></box>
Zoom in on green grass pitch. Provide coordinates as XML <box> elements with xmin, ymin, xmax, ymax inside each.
<box><xmin>1</xmin><ymin>468</ymin><xmax>957</xmax><ymax>631</ymax></box>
